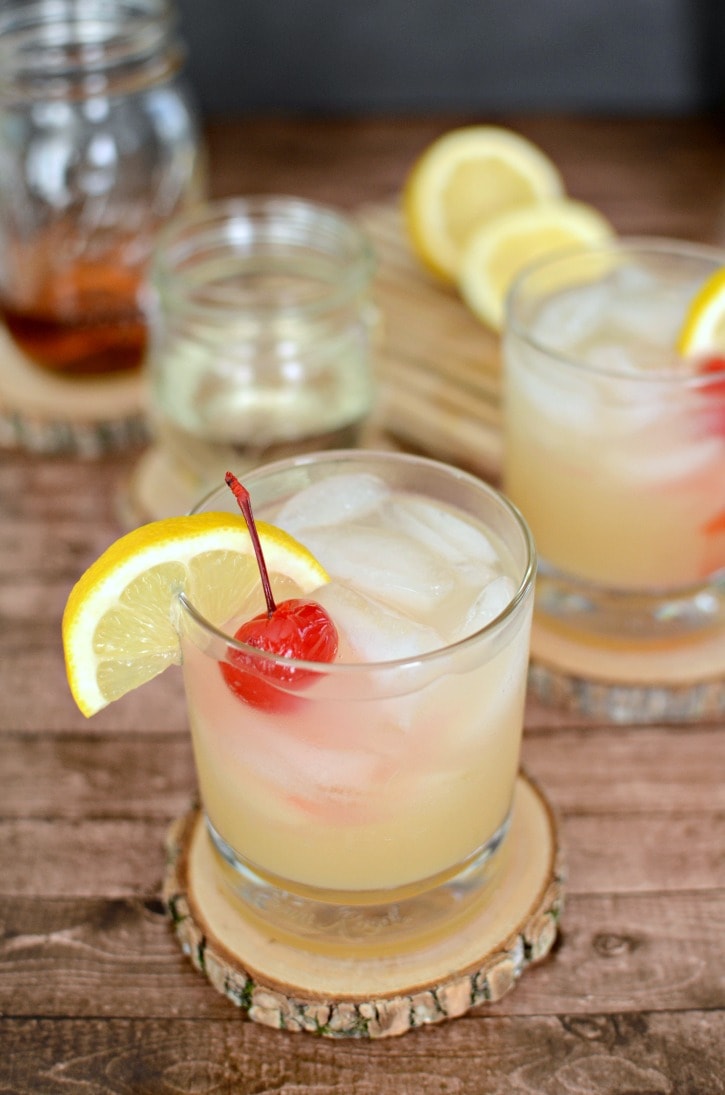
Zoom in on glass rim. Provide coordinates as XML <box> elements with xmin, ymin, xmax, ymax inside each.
<box><xmin>150</xmin><ymin>195</ymin><xmax>377</xmax><ymax>320</ymax></box>
<box><xmin>504</xmin><ymin>235</ymin><xmax>725</xmax><ymax>385</ymax></box>
<box><xmin>178</xmin><ymin>449</ymin><xmax>537</xmax><ymax>674</ymax></box>
<box><xmin>0</xmin><ymin>0</ymin><xmax>174</xmax><ymax>66</ymax></box>
<box><xmin>0</xmin><ymin>0</ymin><xmax>179</xmax><ymax>102</ymax></box>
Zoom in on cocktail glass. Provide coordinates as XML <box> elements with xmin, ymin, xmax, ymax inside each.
<box><xmin>177</xmin><ymin>450</ymin><xmax>535</xmax><ymax>954</ymax></box>
<box><xmin>503</xmin><ymin>239</ymin><xmax>725</xmax><ymax>644</ymax></box>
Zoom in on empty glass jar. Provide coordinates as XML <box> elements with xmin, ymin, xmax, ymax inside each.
<box><xmin>0</xmin><ymin>0</ymin><xmax>204</xmax><ymax>376</ymax></box>
<box><xmin>144</xmin><ymin>196</ymin><xmax>378</xmax><ymax>500</ymax></box>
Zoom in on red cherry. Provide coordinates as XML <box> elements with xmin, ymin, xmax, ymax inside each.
<box><xmin>219</xmin><ymin>473</ymin><xmax>339</xmax><ymax>712</ymax></box>
<box><xmin>699</xmin><ymin>353</ymin><xmax>725</xmax><ymax>386</ymax></box>
<box><xmin>222</xmin><ymin>599</ymin><xmax>338</xmax><ymax>712</ymax></box>
<box><xmin>697</xmin><ymin>355</ymin><xmax>725</xmax><ymax>436</ymax></box>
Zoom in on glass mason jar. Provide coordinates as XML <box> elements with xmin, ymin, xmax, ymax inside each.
<box><xmin>0</xmin><ymin>0</ymin><xmax>204</xmax><ymax>376</ymax></box>
<box><xmin>144</xmin><ymin>196</ymin><xmax>377</xmax><ymax>503</ymax></box>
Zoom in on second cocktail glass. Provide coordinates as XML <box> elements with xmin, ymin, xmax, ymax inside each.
<box><xmin>503</xmin><ymin>239</ymin><xmax>725</xmax><ymax>644</ymax></box>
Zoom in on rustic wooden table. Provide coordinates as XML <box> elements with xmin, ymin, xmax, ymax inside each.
<box><xmin>1</xmin><ymin>116</ymin><xmax>724</xmax><ymax>1093</ymax></box>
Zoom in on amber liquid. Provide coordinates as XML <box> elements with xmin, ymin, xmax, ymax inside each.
<box><xmin>0</xmin><ymin>263</ymin><xmax>147</xmax><ymax>376</ymax></box>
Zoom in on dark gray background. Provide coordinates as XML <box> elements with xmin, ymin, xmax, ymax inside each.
<box><xmin>174</xmin><ymin>0</ymin><xmax>724</xmax><ymax>118</ymax></box>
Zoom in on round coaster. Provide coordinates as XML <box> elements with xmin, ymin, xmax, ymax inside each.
<box><xmin>0</xmin><ymin>325</ymin><xmax>148</xmax><ymax>456</ymax></box>
<box><xmin>163</xmin><ymin>773</ymin><xmax>563</xmax><ymax>1038</ymax></box>
<box><xmin>119</xmin><ymin>444</ymin><xmax>208</xmax><ymax>525</ymax></box>
<box><xmin>530</xmin><ymin>618</ymin><xmax>725</xmax><ymax>724</ymax></box>
<box><xmin>121</xmin><ymin>415</ymin><xmax>402</xmax><ymax>526</ymax></box>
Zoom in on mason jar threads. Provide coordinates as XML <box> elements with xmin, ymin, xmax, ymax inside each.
<box><xmin>0</xmin><ymin>0</ymin><xmax>204</xmax><ymax>377</ymax></box>
<box><xmin>144</xmin><ymin>196</ymin><xmax>378</xmax><ymax>495</ymax></box>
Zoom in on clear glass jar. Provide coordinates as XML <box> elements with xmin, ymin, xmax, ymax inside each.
<box><xmin>0</xmin><ymin>0</ymin><xmax>204</xmax><ymax>376</ymax></box>
<box><xmin>145</xmin><ymin>196</ymin><xmax>377</xmax><ymax>500</ymax></box>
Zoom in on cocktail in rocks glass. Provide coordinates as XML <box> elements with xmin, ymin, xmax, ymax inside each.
<box><xmin>177</xmin><ymin>450</ymin><xmax>536</xmax><ymax>954</ymax></box>
<box><xmin>503</xmin><ymin>239</ymin><xmax>725</xmax><ymax>643</ymax></box>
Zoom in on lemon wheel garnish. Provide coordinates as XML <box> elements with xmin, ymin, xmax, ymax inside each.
<box><xmin>62</xmin><ymin>512</ymin><xmax>330</xmax><ymax>717</ymax></box>
<box><xmin>403</xmin><ymin>126</ymin><xmax>564</xmax><ymax>282</ymax></box>
<box><xmin>458</xmin><ymin>198</ymin><xmax>615</xmax><ymax>331</ymax></box>
<box><xmin>677</xmin><ymin>266</ymin><xmax>725</xmax><ymax>356</ymax></box>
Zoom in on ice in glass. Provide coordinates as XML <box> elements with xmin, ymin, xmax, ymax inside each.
<box><xmin>177</xmin><ymin>451</ymin><xmax>535</xmax><ymax>952</ymax></box>
<box><xmin>503</xmin><ymin>240</ymin><xmax>725</xmax><ymax>639</ymax></box>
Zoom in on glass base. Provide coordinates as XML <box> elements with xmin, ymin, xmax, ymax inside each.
<box><xmin>536</xmin><ymin>560</ymin><xmax>725</xmax><ymax>643</ymax></box>
<box><xmin>206</xmin><ymin>813</ymin><xmax>512</xmax><ymax>958</ymax></box>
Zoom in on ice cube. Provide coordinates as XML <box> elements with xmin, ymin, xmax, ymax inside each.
<box><xmin>387</xmin><ymin>495</ymin><xmax>500</xmax><ymax>568</ymax></box>
<box><xmin>604</xmin><ymin>269</ymin><xmax>686</xmax><ymax>345</ymax></box>
<box><xmin>244</xmin><ymin>716</ymin><xmax>386</xmax><ymax>808</ymax></box>
<box><xmin>516</xmin><ymin>361</ymin><xmax>598</xmax><ymax>431</ymax></box>
<box><xmin>314</xmin><ymin>582</ymin><xmax>442</xmax><ymax>663</ymax></box>
<box><xmin>606</xmin><ymin>432</ymin><xmax>723</xmax><ymax>485</ymax></box>
<box><xmin>301</xmin><ymin>525</ymin><xmax>455</xmax><ymax>616</ymax></box>
<box><xmin>534</xmin><ymin>280</ymin><xmax>609</xmax><ymax>350</ymax></box>
<box><xmin>452</xmin><ymin>576</ymin><xmax>516</xmax><ymax>641</ymax></box>
<box><xmin>275</xmin><ymin>473</ymin><xmax>389</xmax><ymax>533</ymax></box>
<box><xmin>585</xmin><ymin>342</ymin><xmax>642</xmax><ymax>375</ymax></box>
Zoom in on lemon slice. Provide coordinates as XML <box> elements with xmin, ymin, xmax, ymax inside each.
<box><xmin>677</xmin><ymin>267</ymin><xmax>725</xmax><ymax>356</ymax></box>
<box><xmin>62</xmin><ymin>513</ymin><xmax>330</xmax><ymax>717</ymax></box>
<box><xmin>458</xmin><ymin>198</ymin><xmax>615</xmax><ymax>331</ymax></box>
<box><xmin>403</xmin><ymin>126</ymin><xmax>564</xmax><ymax>282</ymax></box>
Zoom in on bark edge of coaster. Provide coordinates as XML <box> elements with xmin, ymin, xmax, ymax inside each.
<box><xmin>0</xmin><ymin>325</ymin><xmax>149</xmax><ymax>456</ymax></box>
<box><xmin>530</xmin><ymin>619</ymin><xmax>725</xmax><ymax>724</ymax></box>
<box><xmin>162</xmin><ymin>772</ymin><xmax>563</xmax><ymax>1039</ymax></box>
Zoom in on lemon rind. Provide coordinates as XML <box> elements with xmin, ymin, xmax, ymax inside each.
<box><xmin>458</xmin><ymin>198</ymin><xmax>615</xmax><ymax>331</ymax></box>
<box><xmin>677</xmin><ymin>267</ymin><xmax>725</xmax><ymax>356</ymax></box>
<box><xmin>404</xmin><ymin>126</ymin><xmax>565</xmax><ymax>281</ymax></box>
<box><xmin>62</xmin><ymin>513</ymin><xmax>330</xmax><ymax>717</ymax></box>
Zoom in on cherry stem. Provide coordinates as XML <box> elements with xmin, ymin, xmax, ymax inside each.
<box><xmin>225</xmin><ymin>471</ymin><xmax>277</xmax><ymax>617</ymax></box>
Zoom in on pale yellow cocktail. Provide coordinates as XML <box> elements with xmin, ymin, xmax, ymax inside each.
<box><xmin>504</xmin><ymin>241</ymin><xmax>725</xmax><ymax>639</ymax></box>
<box><xmin>178</xmin><ymin>451</ymin><xmax>535</xmax><ymax>950</ymax></box>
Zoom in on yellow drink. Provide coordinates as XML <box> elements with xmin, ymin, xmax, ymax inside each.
<box><xmin>504</xmin><ymin>241</ymin><xmax>725</xmax><ymax>640</ymax></box>
<box><xmin>178</xmin><ymin>452</ymin><xmax>535</xmax><ymax>950</ymax></box>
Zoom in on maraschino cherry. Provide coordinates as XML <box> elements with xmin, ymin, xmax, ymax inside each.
<box><xmin>697</xmin><ymin>353</ymin><xmax>725</xmax><ymax>436</ymax></box>
<box><xmin>220</xmin><ymin>472</ymin><xmax>338</xmax><ymax>712</ymax></box>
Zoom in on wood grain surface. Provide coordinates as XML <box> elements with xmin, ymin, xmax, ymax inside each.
<box><xmin>1</xmin><ymin>115</ymin><xmax>724</xmax><ymax>1092</ymax></box>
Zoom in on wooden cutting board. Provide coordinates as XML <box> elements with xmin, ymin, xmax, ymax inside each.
<box><xmin>358</xmin><ymin>201</ymin><xmax>503</xmax><ymax>481</ymax></box>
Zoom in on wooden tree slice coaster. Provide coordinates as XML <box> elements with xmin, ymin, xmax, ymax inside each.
<box><xmin>163</xmin><ymin>773</ymin><xmax>563</xmax><ymax>1039</ymax></box>
<box><xmin>530</xmin><ymin>618</ymin><xmax>725</xmax><ymax>723</ymax></box>
<box><xmin>0</xmin><ymin>326</ymin><xmax>148</xmax><ymax>456</ymax></box>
